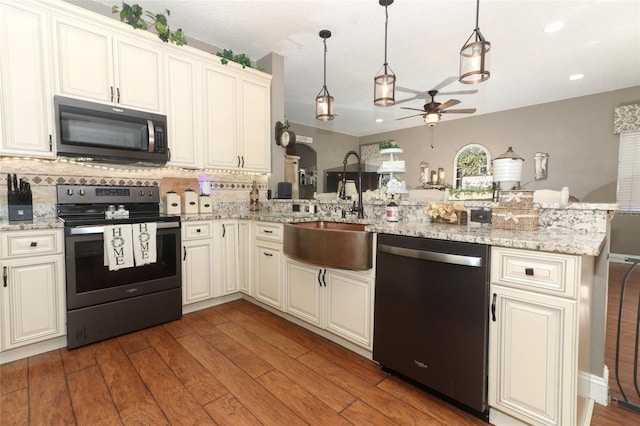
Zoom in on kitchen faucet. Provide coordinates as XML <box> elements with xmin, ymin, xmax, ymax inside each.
<box><xmin>339</xmin><ymin>150</ymin><xmax>364</xmax><ymax>219</ymax></box>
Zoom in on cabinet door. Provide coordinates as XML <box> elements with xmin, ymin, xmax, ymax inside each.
<box><xmin>203</xmin><ymin>65</ymin><xmax>239</xmax><ymax>169</ymax></box>
<box><xmin>1</xmin><ymin>256</ymin><xmax>65</xmax><ymax>350</ymax></box>
<box><xmin>166</xmin><ymin>52</ymin><xmax>201</xmax><ymax>168</ymax></box>
<box><xmin>325</xmin><ymin>269</ymin><xmax>373</xmax><ymax>349</ymax></box>
<box><xmin>285</xmin><ymin>259</ymin><xmax>322</xmax><ymax>326</ymax></box>
<box><xmin>254</xmin><ymin>242</ymin><xmax>283</xmax><ymax>309</ymax></box>
<box><xmin>489</xmin><ymin>285</ymin><xmax>576</xmax><ymax>426</ymax></box>
<box><xmin>240</xmin><ymin>77</ymin><xmax>270</xmax><ymax>172</ymax></box>
<box><xmin>182</xmin><ymin>240</ymin><xmax>214</xmax><ymax>304</ymax></box>
<box><xmin>0</xmin><ymin>1</ymin><xmax>54</xmax><ymax>157</ymax></box>
<box><xmin>54</xmin><ymin>17</ymin><xmax>113</xmax><ymax>103</ymax></box>
<box><xmin>219</xmin><ymin>220</ymin><xmax>239</xmax><ymax>296</ymax></box>
<box><xmin>114</xmin><ymin>37</ymin><xmax>162</xmax><ymax>111</ymax></box>
<box><xmin>238</xmin><ymin>221</ymin><xmax>252</xmax><ymax>295</ymax></box>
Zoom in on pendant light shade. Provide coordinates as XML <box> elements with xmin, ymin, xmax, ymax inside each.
<box><xmin>374</xmin><ymin>0</ymin><xmax>395</xmax><ymax>106</ymax></box>
<box><xmin>459</xmin><ymin>0</ymin><xmax>491</xmax><ymax>84</ymax></box>
<box><xmin>316</xmin><ymin>30</ymin><xmax>334</xmax><ymax>121</ymax></box>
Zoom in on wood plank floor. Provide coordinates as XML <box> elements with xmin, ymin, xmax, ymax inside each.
<box><xmin>1</xmin><ymin>262</ymin><xmax>638</xmax><ymax>425</ymax></box>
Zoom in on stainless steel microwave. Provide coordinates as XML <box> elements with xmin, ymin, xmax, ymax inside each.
<box><xmin>54</xmin><ymin>96</ymin><xmax>168</xmax><ymax>165</ymax></box>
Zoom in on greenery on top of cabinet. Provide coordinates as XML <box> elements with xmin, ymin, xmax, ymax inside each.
<box><xmin>112</xmin><ymin>2</ymin><xmax>187</xmax><ymax>46</ymax></box>
<box><xmin>216</xmin><ymin>49</ymin><xmax>265</xmax><ymax>72</ymax></box>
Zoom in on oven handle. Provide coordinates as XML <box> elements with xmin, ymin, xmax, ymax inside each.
<box><xmin>67</xmin><ymin>221</ymin><xmax>180</xmax><ymax>235</ymax></box>
<box><xmin>378</xmin><ymin>244</ymin><xmax>482</xmax><ymax>267</ymax></box>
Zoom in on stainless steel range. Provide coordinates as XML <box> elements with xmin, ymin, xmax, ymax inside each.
<box><xmin>57</xmin><ymin>184</ymin><xmax>182</xmax><ymax>349</ymax></box>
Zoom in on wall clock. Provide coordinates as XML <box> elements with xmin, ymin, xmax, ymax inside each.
<box><xmin>275</xmin><ymin>121</ymin><xmax>296</xmax><ymax>148</ymax></box>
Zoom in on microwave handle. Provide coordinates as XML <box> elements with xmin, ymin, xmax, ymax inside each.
<box><xmin>147</xmin><ymin>120</ymin><xmax>155</xmax><ymax>153</ymax></box>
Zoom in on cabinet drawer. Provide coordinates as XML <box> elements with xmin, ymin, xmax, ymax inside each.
<box><xmin>182</xmin><ymin>221</ymin><xmax>212</xmax><ymax>240</ymax></box>
<box><xmin>255</xmin><ymin>222</ymin><xmax>283</xmax><ymax>242</ymax></box>
<box><xmin>491</xmin><ymin>247</ymin><xmax>579</xmax><ymax>299</ymax></box>
<box><xmin>1</xmin><ymin>230</ymin><xmax>63</xmax><ymax>258</ymax></box>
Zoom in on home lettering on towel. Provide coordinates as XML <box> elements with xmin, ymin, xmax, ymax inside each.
<box><xmin>133</xmin><ymin>222</ymin><xmax>157</xmax><ymax>265</ymax></box>
<box><xmin>104</xmin><ymin>224</ymin><xmax>134</xmax><ymax>271</ymax></box>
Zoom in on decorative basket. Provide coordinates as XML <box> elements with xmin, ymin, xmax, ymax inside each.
<box><xmin>430</xmin><ymin>210</ymin><xmax>468</xmax><ymax>225</ymax></box>
<box><xmin>498</xmin><ymin>190</ymin><xmax>534</xmax><ymax>209</ymax></box>
<box><xmin>492</xmin><ymin>208</ymin><xmax>539</xmax><ymax>231</ymax></box>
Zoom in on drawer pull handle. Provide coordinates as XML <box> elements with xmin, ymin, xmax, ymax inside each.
<box><xmin>264</xmin><ymin>230</ymin><xmax>273</xmax><ymax>234</ymax></box>
<box><xmin>264</xmin><ymin>252</ymin><xmax>273</xmax><ymax>257</ymax></box>
<box><xmin>491</xmin><ymin>293</ymin><xmax>497</xmax><ymax>321</ymax></box>
<box><xmin>30</xmin><ymin>242</ymin><xmax>38</xmax><ymax>247</ymax></box>
<box><xmin>525</xmin><ymin>267</ymin><xmax>534</xmax><ymax>276</ymax></box>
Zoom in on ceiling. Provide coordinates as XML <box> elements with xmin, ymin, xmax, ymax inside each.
<box><xmin>94</xmin><ymin>0</ymin><xmax>640</xmax><ymax>137</ymax></box>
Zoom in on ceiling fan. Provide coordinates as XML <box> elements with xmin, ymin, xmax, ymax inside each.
<box><xmin>396</xmin><ymin>90</ymin><xmax>477</xmax><ymax>126</ymax></box>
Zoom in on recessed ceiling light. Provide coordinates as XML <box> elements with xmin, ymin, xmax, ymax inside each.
<box><xmin>544</xmin><ymin>21</ymin><xmax>564</xmax><ymax>33</ymax></box>
<box><xmin>376</xmin><ymin>118</ymin><xmax>383</xmax><ymax>123</ymax></box>
<box><xmin>569</xmin><ymin>73</ymin><xmax>584</xmax><ymax>81</ymax></box>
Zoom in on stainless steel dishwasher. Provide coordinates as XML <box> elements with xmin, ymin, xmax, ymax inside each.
<box><xmin>373</xmin><ymin>234</ymin><xmax>490</xmax><ymax>420</ymax></box>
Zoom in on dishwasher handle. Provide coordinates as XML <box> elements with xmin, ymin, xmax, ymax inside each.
<box><xmin>378</xmin><ymin>244</ymin><xmax>483</xmax><ymax>268</ymax></box>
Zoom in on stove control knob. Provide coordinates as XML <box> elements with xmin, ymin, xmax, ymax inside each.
<box><xmin>148</xmin><ymin>189</ymin><xmax>154</xmax><ymax>197</ymax></box>
<box><xmin>139</xmin><ymin>189</ymin><xmax>145</xmax><ymax>197</ymax></box>
<box><xmin>78</xmin><ymin>189</ymin><xmax>86</xmax><ymax>196</ymax></box>
<box><xmin>66</xmin><ymin>188</ymin><xmax>74</xmax><ymax>196</ymax></box>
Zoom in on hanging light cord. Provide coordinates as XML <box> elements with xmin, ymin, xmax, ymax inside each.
<box><xmin>383</xmin><ymin>3</ymin><xmax>389</xmax><ymax>70</ymax></box>
<box><xmin>323</xmin><ymin>37</ymin><xmax>328</xmax><ymax>89</ymax></box>
<box><xmin>462</xmin><ymin>0</ymin><xmax>486</xmax><ymax>48</ymax></box>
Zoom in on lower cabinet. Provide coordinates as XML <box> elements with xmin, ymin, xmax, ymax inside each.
<box><xmin>285</xmin><ymin>257</ymin><xmax>374</xmax><ymax>350</ymax></box>
<box><xmin>1</xmin><ymin>229</ymin><xmax>65</xmax><ymax>351</ymax></box>
<box><xmin>254</xmin><ymin>241</ymin><xmax>283</xmax><ymax>309</ymax></box>
<box><xmin>489</xmin><ymin>247</ymin><xmax>591</xmax><ymax>426</ymax></box>
<box><xmin>215</xmin><ymin>219</ymin><xmax>239</xmax><ymax>296</ymax></box>
<box><xmin>182</xmin><ymin>221</ymin><xmax>214</xmax><ymax>304</ymax></box>
<box><xmin>238</xmin><ymin>220</ymin><xmax>252</xmax><ymax>296</ymax></box>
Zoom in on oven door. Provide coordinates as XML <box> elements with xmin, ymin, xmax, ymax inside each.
<box><xmin>65</xmin><ymin>222</ymin><xmax>181</xmax><ymax>310</ymax></box>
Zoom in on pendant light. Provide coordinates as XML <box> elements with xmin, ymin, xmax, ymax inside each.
<box><xmin>374</xmin><ymin>0</ymin><xmax>396</xmax><ymax>106</ymax></box>
<box><xmin>316</xmin><ymin>30</ymin><xmax>334</xmax><ymax>121</ymax></box>
<box><xmin>459</xmin><ymin>0</ymin><xmax>491</xmax><ymax>84</ymax></box>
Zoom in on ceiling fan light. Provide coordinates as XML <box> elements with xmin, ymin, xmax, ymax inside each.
<box><xmin>424</xmin><ymin>112</ymin><xmax>441</xmax><ymax>126</ymax></box>
<box><xmin>374</xmin><ymin>68</ymin><xmax>396</xmax><ymax>107</ymax></box>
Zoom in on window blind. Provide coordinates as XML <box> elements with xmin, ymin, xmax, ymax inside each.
<box><xmin>617</xmin><ymin>130</ymin><xmax>640</xmax><ymax>211</ymax></box>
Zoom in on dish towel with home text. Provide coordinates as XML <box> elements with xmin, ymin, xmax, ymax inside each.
<box><xmin>104</xmin><ymin>224</ymin><xmax>134</xmax><ymax>271</ymax></box>
<box><xmin>132</xmin><ymin>222</ymin><xmax>157</xmax><ymax>266</ymax></box>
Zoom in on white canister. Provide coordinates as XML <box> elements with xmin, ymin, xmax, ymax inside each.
<box><xmin>164</xmin><ymin>191</ymin><xmax>181</xmax><ymax>215</ymax></box>
<box><xmin>182</xmin><ymin>189</ymin><xmax>199</xmax><ymax>214</ymax></box>
<box><xmin>199</xmin><ymin>195</ymin><xmax>213</xmax><ymax>213</ymax></box>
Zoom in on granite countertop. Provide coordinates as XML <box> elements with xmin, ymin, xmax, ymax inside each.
<box><xmin>0</xmin><ymin>217</ymin><xmax>63</xmax><ymax>231</ymax></box>
<box><xmin>1</xmin><ymin>213</ymin><xmax>606</xmax><ymax>257</ymax></box>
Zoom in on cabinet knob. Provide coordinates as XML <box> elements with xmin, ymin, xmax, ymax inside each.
<box><xmin>525</xmin><ymin>267</ymin><xmax>534</xmax><ymax>276</ymax></box>
<box><xmin>30</xmin><ymin>242</ymin><xmax>38</xmax><ymax>247</ymax></box>
<box><xmin>196</xmin><ymin>229</ymin><xmax>201</xmax><ymax>233</ymax></box>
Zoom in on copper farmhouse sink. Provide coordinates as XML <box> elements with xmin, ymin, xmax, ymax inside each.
<box><xmin>284</xmin><ymin>222</ymin><xmax>373</xmax><ymax>271</ymax></box>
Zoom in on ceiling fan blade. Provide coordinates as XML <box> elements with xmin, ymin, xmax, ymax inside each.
<box><xmin>400</xmin><ymin>106</ymin><xmax>428</xmax><ymax>112</ymax></box>
<box><xmin>395</xmin><ymin>86</ymin><xmax>424</xmax><ymax>95</ymax></box>
<box><xmin>396</xmin><ymin>113</ymin><xmax>426</xmax><ymax>121</ymax></box>
<box><xmin>441</xmin><ymin>108</ymin><xmax>477</xmax><ymax>114</ymax></box>
<box><xmin>437</xmin><ymin>89</ymin><xmax>478</xmax><ymax>96</ymax></box>
<box><xmin>432</xmin><ymin>76</ymin><xmax>458</xmax><ymax>92</ymax></box>
<box><xmin>437</xmin><ymin>99</ymin><xmax>461</xmax><ymax>110</ymax></box>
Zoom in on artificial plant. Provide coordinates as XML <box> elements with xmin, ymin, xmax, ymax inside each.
<box><xmin>112</xmin><ymin>2</ymin><xmax>187</xmax><ymax>46</ymax></box>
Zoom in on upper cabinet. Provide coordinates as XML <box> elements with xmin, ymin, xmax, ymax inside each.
<box><xmin>204</xmin><ymin>63</ymin><xmax>271</xmax><ymax>172</ymax></box>
<box><xmin>0</xmin><ymin>0</ymin><xmax>55</xmax><ymax>157</ymax></box>
<box><xmin>52</xmin><ymin>16</ymin><xmax>163</xmax><ymax>112</ymax></box>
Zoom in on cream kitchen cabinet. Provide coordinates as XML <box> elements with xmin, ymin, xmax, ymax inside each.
<box><xmin>0</xmin><ymin>0</ymin><xmax>55</xmax><ymax>157</ymax></box>
<box><xmin>203</xmin><ymin>63</ymin><xmax>271</xmax><ymax>172</ymax></box>
<box><xmin>181</xmin><ymin>221</ymin><xmax>215</xmax><ymax>305</ymax></box>
<box><xmin>215</xmin><ymin>219</ymin><xmax>239</xmax><ymax>296</ymax></box>
<box><xmin>238</xmin><ymin>220</ymin><xmax>252</xmax><ymax>296</ymax></box>
<box><xmin>53</xmin><ymin>15</ymin><xmax>163</xmax><ymax>112</ymax></box>
<box><xmin>254</xmin><ymin>222</ymin><xmax>284</xmax><ymax>309</ymax></box>
<box><xmin>0</xmin><ymin>229</ymin><xmax>65</xmax><ymax>351</ymax></box>
<box><xmin>165</xmin><ymin>49</ymin><xmax>202</xmax><ymax>168</ymax></box>
<box><xmin>285</xmin><ymin>257</ymin><xmax>374</xmax><ymax>350</ymax></box>
<box><xmin>489</xmin><ymin>247</ymin><xmax>593</xmax><ymax>426</ymax></box>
